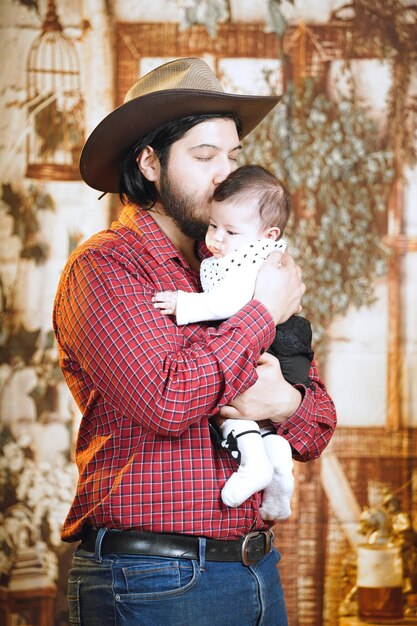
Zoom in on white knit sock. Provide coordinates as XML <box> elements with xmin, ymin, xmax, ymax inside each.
<box><xmin>259</xmin><ymin>432</ymin><xmax>294</xmax><ymax>521</ymax></box>
<box><xmin>220</xmin><ymin>420</ymin><xmax>273</xmax><ymax>508</ymax></box>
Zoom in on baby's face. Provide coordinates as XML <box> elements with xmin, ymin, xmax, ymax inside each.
<box><xmin>205</xmin><ymin>199</ymin><xmax>267</xmax><ymax>259</ymax></box>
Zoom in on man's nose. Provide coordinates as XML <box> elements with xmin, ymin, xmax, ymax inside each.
<box><xmin>212</xmin><ymin>156</ymin><xmax>234</xmax><ymax>186</ymax></box>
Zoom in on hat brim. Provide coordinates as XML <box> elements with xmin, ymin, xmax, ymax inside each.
<box><xmin>80</xmin><ymin>89</ymin><xmax>280</xmax><ymax>193</ymax></box>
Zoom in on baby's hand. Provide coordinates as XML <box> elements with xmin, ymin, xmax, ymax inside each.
<box><xmin>152</xmin><ymin>291</ymin><xmax>178</xmax><ymax>315</ymax></box>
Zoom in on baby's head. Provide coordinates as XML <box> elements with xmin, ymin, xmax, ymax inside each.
<box><xmin>206</xmin><ymin>164</ymin><xmax>291</xmax><ymax>258</ymax></box>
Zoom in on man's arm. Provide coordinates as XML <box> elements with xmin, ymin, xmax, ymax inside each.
<box><xmin>219</xmin><ymin>352</ymin><xmax>302</xmax><ymax>422</ymax></box>
<box><xmin>219</xmin><ymin>352</ymin><xmax>336</xmax><ymax>461</ymax></box>
<box><xmin>54</xmin><ymin>249</ymin><xmax>277</xmax><ymax>438</ymax></box>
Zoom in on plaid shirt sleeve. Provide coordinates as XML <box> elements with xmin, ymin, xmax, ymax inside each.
<box><xmin>273</xmin><ymin>360</ymin><xmax>337</xmax><ymax>461</ymax></box>
<box><xmin>54</xmin><ymin>242</ymin><xmax>276</xmax><ymax>438</ymax></box>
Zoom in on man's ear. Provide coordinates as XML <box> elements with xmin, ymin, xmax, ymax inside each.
<box><xmin>137</xmin><ymin>146</ymin><xmax>160</xmax><ymax>183</ymax></box>
<box><xmin>265</xmin><ymin>227</ymin><xmax>281</xmax><ymax>241</ymax></box>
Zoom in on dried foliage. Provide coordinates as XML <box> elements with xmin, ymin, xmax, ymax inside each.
<box><xmin>333</xmin><ymin>0</ymin><xmax>417</xmax><ymax>166</ymax></box>
<box><xmin>0</xmin><ymin>183</ymin><xmax>54</xmax><ymax>364</ymax></box>
<box><xmin>1</xmin><ymin>183</ymin><xmax>54</xmax><ymax>259</ymax></box>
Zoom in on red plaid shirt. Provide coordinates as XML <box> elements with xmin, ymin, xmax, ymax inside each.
<box><xmin>53</xmin><ymin>204</ymin><xmax>336</xmax><ymax>542</ymax></box>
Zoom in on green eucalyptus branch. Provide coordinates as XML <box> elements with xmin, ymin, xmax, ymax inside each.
<box><xmin>242</xmin><ymin>79</ymin><xmax>394</xmax><ymax>353</ymax></box>
<box><xmin>266</xmin><ymin>0</ymin><xmax>295</xmax><ymax>39</ymax></box>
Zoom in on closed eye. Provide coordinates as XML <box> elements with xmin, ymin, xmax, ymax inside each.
<box><xmin>229</xmin><ymin>147</ymin><xmax>242</xmax><ymax>163</ymax></box>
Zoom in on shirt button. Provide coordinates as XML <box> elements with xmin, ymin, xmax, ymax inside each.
<box><xmin>282</xmin><ymin>429</ymin><xmax>289</xmax><ymax>435</ymax></box>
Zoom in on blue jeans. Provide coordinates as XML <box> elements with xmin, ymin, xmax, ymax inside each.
<box><xmin>67</xmin><ymin>529</ymin><xmax>288</xmax><ymax>625</ymax></box>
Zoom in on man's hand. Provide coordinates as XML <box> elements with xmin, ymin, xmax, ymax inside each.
<box><xmin>152</xmin><ymin>291</ymin><xmax>178</xmax><ymax>315</ymax></box>
<box><xmin>218</xmin><ymin>352</ymin><xmax>302</xmax><ymax>424</ymax></box>
<box><xmin>254</xmin><ymin>251</ymin><xmax>305</xmax><ymax>325</ymax></box>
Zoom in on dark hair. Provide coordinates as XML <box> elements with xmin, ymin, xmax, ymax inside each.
<box><xmin>119</xmin><ymin>113</ymin><xmax>243</xmax><ymax>208</ymax></box>
<box><xmin>211</xmin><ymin>164</ymin><xmax>291</xmax><ymax>234</ymax></box>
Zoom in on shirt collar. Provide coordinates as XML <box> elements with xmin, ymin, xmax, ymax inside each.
<box><xmin>118</xmin><ymin>204</ymin><xmax>199</xmax><ymax>268</ymax></box>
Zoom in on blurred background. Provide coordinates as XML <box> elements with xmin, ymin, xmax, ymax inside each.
<box><xmin>0</xmin><ymin>1</ymin><xmax>416</xmax><ymax>624</ymax></box>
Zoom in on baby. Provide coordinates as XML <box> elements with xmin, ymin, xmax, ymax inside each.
<box><xmin>153</xmin><ymin>165</ymin><xmax>313</xmax><ymax>520</ymax></box>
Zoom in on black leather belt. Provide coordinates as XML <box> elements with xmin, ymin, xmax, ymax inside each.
<box><xmin>80</xmin><ymin>528</ymin><xmax>272</xmax><ymax>567</ymax></box>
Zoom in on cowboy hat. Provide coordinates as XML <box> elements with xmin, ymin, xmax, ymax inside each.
<box><xmin>80</xmin><ymin>57</ymin><xmax>280</xmax><ymax>193</ymax></box>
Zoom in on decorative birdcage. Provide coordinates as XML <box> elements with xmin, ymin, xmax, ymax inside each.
<box><xmin>26</xmin><ymin>0</ymin><xmax>84</xmax><ymax>180</ymax></box>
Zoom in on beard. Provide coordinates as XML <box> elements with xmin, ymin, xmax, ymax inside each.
<box><xmin>159</xmin><ymin>166</ymin><xmax>209</xmax><ymax>241</ymax></box>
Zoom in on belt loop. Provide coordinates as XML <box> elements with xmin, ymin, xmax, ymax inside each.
<box><xmin>198</xmin><ymin>537</ymin><xmax>206</xmax><ymax>572</ymax></box>
<box><xmin>94</xmin><ymin>528</ymin><xmax>108</xmax><ymax>563</ymax></box>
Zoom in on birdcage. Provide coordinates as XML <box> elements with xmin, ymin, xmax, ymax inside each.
<box><xmin>26</xmin><ymin>0</ymin><xmax>84</xmax><ymax>180</ymax></box>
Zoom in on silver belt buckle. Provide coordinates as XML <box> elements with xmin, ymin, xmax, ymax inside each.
<box><xmin>241</xmin><ymin>530</ymin><xmax>271</xmax><ymax>566</ymax></box>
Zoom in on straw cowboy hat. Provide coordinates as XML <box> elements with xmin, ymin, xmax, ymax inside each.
<box><xmin>80</xmin><ymin>57</ymin><xmax>280</xmax><ymax>193</ymax></box>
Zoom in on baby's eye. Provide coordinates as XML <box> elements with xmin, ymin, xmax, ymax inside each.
<box><xmin>227</xmin><ymin>230</ymin><xmax>238</xmax><ymax>236</ymax></box>
<box><xmin>208</xmin><ymin>222</ymin><xmax>216</xmax><ymax>230</ymax></box>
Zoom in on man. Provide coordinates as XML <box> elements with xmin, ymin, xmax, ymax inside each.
<box><xmin>53</xmin><ymin>58</ymin><xmax>336</xmax><ymax>626</ymax></box>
